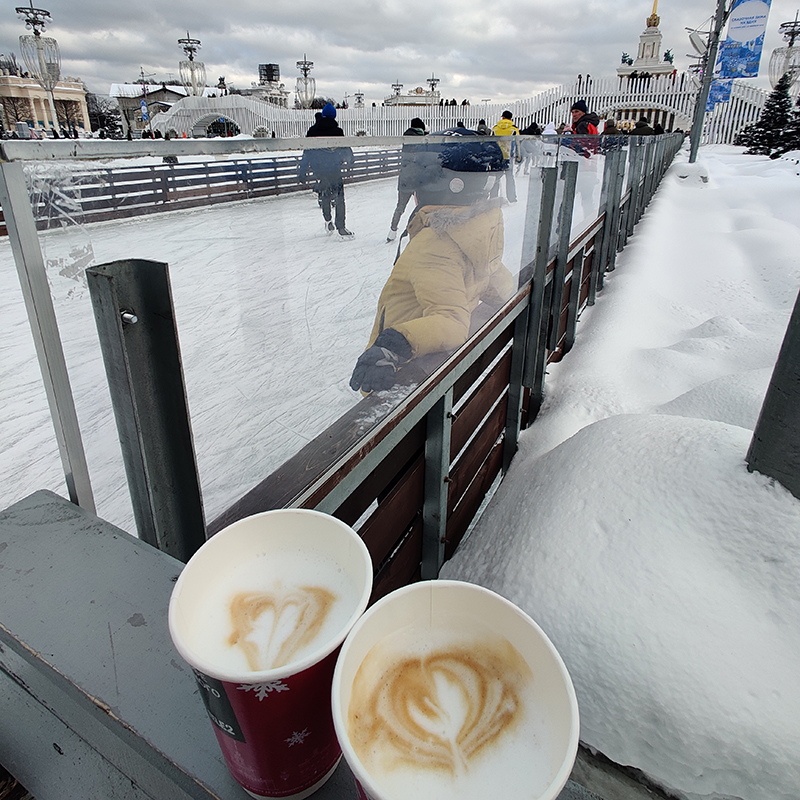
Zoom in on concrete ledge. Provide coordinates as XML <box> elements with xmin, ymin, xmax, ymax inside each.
<box><xmin>0</xmin><ymin>491</ymin><xmax>604</xmax><ymax>800</ymax></box>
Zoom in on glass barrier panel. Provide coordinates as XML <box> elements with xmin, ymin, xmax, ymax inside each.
<box><xmin>2</xmin><ymin>135</ymin><xmax>563</xmax><ymax>532</ymax></box>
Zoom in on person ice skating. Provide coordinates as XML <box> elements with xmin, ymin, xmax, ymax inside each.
<box><xmin>569</xmin><ymin>100</ymin><xmax>600</xmax><ymax>135</ymax></box>
<box><xmin>387</xmin><ymin>117</ymin><xmax>427</xmax><ymax>242</ymax></box>
<box><xmin>350</xmin><ymin>132</ymin><xmax>514</xmax><ymax>394</ymax></box>
<box><xmin>298</xmin><ymin>103</ymin><xmax>355</xmax><ymax>238</ymax></box>
<box><xmin>602</xmin><ymin>118</ymin><xmax>624</xmax><ymax>135</ymax></box>
<box><xmin>518</xmin><ymin>120</ymin><xmax>542</xmax><ymax>174</ymax></box>
<box><xmin>565</xmin><ymin>100</ymin><xmax>600</xmax><ymax>157</ymax></box>
<box><xmin>632</xmin><ymin>116</ymin><xmax>655</xmax><ymax>136</ymax></box>
<box><xmin>491</xmin><ymin>111</ymin><xmax>520</xmax><ymax>202</ymax></box>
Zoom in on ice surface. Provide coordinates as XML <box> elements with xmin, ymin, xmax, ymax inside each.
<box><xmin>2</xmin><ymin>145</ymin><xmax>604</xmax><ymax>530</ymax></box>
<box><xmin>442</xmin><ymin>146</ymin><xmax>800</xmax><ymax>800</ymax></box>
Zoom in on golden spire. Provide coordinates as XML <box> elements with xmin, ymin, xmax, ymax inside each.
<box><xmin>647</xmin><ymin>0</ymin><xmax>660</xmax><ymax>28</ymax></box>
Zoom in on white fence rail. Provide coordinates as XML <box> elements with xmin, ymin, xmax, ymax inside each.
<box><xmin>152</xmin><ymin>74</ymin><xmax>767</xmax><ymax>146</ymax></box>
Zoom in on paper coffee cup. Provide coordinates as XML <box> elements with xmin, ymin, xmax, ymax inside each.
<box><xmin>332</xmin><ymin>580</ymin><xmax>579</xmax><ymax>800</ymax></box>
<box><xmin>169</xmin><ymin>509</ymin><xmax>373</xmax><ymax>799</ymax></box>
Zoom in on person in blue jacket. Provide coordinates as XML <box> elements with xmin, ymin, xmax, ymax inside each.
<box><xmin>298</xmin><ymin>103</ymin><xmax>355</xmax><ymax>238</ymax></box>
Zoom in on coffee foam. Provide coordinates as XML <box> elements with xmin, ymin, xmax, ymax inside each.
<box><xmin>184</xmin><ymin>549</ymin><xmax>360</xmax><ymax>674</ymax></box>
<box><xmin>347</xmin><ymin>620</ymin><xmax>552</xmax><ymax>800</ymax></box>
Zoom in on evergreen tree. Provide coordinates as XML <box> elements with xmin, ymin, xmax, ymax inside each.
<box><xmin>734</xmin><ymin>72</ymin><xmax>793</xmax><ymax>155</ymax></box>
<box><xmin>770</xmin><ymin>93</ymin><xmax>800</xmax><ymax>159</ymax></box>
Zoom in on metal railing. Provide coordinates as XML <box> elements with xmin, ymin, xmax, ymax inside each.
<box><xmin>0</xmin><ymin>134</ymin><xmax>683</xmax><ymax>590</ymax></box>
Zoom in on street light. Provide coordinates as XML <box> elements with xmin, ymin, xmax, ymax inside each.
<box><xmin>178</xmin><ymin>32</ymin><xmax>206</xmax><ymax>97</ymax></box>
<box><xmin>295</xmin><ymin>55</ymin><xmax>315</xmax><ymax>109</ymax></box>
<box><xmin>688</xmin><ymin>0</ymin><xmax>731</xmax><ymax>163</ymax></box>
<box><xmin>15</xmin><ymin>0</ymin><xmax>62</xmax><ymax>135</ymax></box>
<box><xmin>769</xmin><ymin>12</ymin><xmax>800</xmax><ymax>90</ymax></box>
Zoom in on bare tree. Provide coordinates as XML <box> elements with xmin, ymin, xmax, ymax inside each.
<box><xmin>1</xmin><ymin>96</ymin><xmax>34</xmax><ymax>128</ymax></box>
<box><xmin>54</xmin><ymin>99</ymin><xmax>82</xmax><ymax>136</ymax></box>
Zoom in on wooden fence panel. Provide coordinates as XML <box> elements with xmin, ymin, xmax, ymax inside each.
<box><xmin>4</xmin><ymin>149</ymin><xmax>401</xmax><ymax>235</ymax></box>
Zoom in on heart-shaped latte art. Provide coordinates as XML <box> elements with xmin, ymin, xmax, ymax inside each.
<box><xmin>227</xmin><ymin>585</ymin><xmax>336</xmax><ymax>671</ymax></box>
<box><xmin>351</xmin><ymin>647</ymin><xmax>522</xmax><ymax>775</ymax></box>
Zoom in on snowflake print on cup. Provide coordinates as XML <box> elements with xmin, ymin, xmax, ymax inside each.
<box><xmin>237</xmin><ymin>679</ymin><xmax>290</xmax><ymax>700</ymax></box>
<box><xmin>285</xmin><ymin>728</ymin><xmax>311</xmax><ymax>747</ymax></box>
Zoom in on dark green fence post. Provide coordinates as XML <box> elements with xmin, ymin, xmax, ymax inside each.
<box><xmin>746</xmin><ymin>286</ymin><xmax>800</xmax><ymax>500</ymax></box>
<box><xmin>86</xmin><ymin>259</ymin><xmax>206</xmax><ymax>562</ymax></box>
<box><xmin>522</xmin><ymin>166</ymin><xmax>559</xmax><ymax>420</ymax></box>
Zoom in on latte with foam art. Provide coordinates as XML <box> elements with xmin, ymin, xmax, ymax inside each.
<box><xmin>228</xmin><ymin>585</ymin><xmax>337</xmax><ymax>671</ymax></box>
<box><xmin>183</xmin><ymin>550</ymin><xmax>361</xmax><ymax>675</ymax></box>
<box><xmin>347</xmin><ymin>627</ymin><xmax>551</xmax><ymax>799</ymax></box>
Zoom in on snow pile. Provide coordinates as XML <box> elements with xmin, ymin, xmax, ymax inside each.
<box><xmin>442</xmin><ymin>145</ymin><xmax>800</xmax><ymax>800</ymax></box>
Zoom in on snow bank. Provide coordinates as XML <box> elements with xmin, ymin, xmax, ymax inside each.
<box><xmin>443</xmin><ymin>414</ymin><xmax>800</xmax><ymax>799</ymax></box>
<box><xmin>442</xmin><ymin>145</ymin><xmax>800</xmax><ymax>800</ymax></box>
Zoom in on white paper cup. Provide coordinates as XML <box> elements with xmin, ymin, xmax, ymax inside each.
<box><xmin>332</xmin><ymin>580</ymin><xmax>579</xmax><ymax>800</ymax></box>
<box><xmin>169</xmin><ymin>509</ymin><xmax>373</xmax><ymax>799</ymax></box>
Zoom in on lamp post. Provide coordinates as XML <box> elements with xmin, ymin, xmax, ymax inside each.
<box><xmin>295</xmin><ymin>55</ymin><xmax>315</xmax><ymax>109</ymax></box>
<box><xmin>688</xmin><ymin>0</ymin><xmax>730</xmax><ymax>163</ymax></box>
<box><xmin>178</xmin><ymin>32</ymin><xmax>205</xmax><ymax>97</ymax></box>
<box><xmin>769</xmin><ymin>12</ymin><xmax>800</xmax><ymax>91</ymax></box>
<box><xmin>15</xmin><ymin>0</ymin><xmax>61</xmax><ymax>135</ymax></box>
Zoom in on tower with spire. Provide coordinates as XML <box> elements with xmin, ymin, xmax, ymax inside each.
<box><xmin>617</xmin><ymin>1</ymin><xmax>676</xmax><ymax>78</ymax></box>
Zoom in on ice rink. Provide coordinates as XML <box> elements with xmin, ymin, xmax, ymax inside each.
<box><xmin>0</xmin><ymin>149</ymin><xmax>604</xmax><ymax>532</ymax></box>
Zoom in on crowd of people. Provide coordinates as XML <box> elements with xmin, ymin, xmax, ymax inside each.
<box><xmin>293</xmin><ymin>100</ymin><xmax>669</xmax><ymax>394</ymax></box>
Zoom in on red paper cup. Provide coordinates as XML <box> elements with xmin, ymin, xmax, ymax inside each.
<box><xmin>332</xmin><ymin>580</ymin><xmax>579</xmax><ymax>800</ymax></box>
<box><xmin>169</xmin><ymin>509</ymin><xmax>373</xmax><ymax>799</ymax></box>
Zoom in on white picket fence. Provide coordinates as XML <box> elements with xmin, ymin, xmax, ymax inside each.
<box><xmin>153</xmin><ymin>74</ymin><xmax>768</xmax><ymax>145</ymax></box>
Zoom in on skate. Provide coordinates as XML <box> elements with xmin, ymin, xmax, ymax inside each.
<box><xmin>386</xmin><ymin>228</ymin><xmax>397</xmax><ymax>242</ymax></box>
<box><xmin>324</xmin><ymin>220</ymin><xmax>335</xmax><ymax>235</ymax></box>
<box><xmin>338</xmin><ymin>228</ymin><xmax>355</xmax><ymax>239</ymax></box>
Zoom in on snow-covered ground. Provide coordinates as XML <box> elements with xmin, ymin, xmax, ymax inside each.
<box><xmin>0</xmin><ymin>145</ymin><xmax>604</xmax><ymax>531</ymax></box>
<box><xmin>443</xmin><ymin>146</ymin><xmax>800</xmax><ymax>800</ymax></box>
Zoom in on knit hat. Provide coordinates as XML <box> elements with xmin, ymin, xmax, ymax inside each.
<box><xmin>571</xmin><ymin>99</ymin><xmax>588</xmax><ymax>114</ymax></box>
<box><xmin>321</xmin><ymin>103</ymin><xmax>337</xmax><ymax>118</ymax></box>
<box><xmin>410</xmin><ymin>117</ymin><xmax>424</xmax><ymax>129</ymax></box>
<box><xmin>542</xmin><ymin>122</ymin><xmax>558</xmax><ymax>135</ymax></box>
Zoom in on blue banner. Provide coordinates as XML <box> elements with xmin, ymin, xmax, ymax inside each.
<box><xmin>716</xmin><ymin>0</ymin><xmax>772</xmax><ymax>78</ymax></box>
<box><xmin>706</xmin><ymin>80</ymin><xmax>733</xmax><ymax>111</ymax></box>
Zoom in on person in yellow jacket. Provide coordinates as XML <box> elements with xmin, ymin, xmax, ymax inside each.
<box><xmin>491</xmin><ymin>111</ymin><xmax>520</xmax><ymax>202</ymax></box>
<box><xmin>350</xmin><ymin>132</ymin><xmax>514</xmax><ymax>394</ymax></box>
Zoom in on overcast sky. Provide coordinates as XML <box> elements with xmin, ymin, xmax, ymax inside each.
<box><xmin>1</xmin><ymin>0</ymin><xmax>798</xmax><ymax>103</ymax></box>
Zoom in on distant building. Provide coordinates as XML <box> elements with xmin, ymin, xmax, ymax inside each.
<box><xmin>110</xmin><ymin>83</ymin><xmax>216</xmax><ymax>137</ymax></box>
<box><xmin>239</xmin><ymin>63</ymin><xmax>290</xmax><ymax>108</ymax></box>
<box><xmin>0</xmin><ymin>55</ymin><xmax>89</xmax><ymax>134</ymax></box>
<box><xmin>383</xmin><ymin>77</ymin><xmax>442</xmax><ymax>106</ymax></box>
<box><xmin>617</xmin><ymin>0</ymin><xmax>676</xmax><ymax>80</ymax></box>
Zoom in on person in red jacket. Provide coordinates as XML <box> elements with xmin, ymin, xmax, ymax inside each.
<box><xmin>570</xmin><ymin>100</ymin><xmax>600</xmax><ymax>135</ymax></box>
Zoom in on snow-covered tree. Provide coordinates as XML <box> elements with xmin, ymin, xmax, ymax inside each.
<box><xmin>770</xmin><ymin>93</ymin><xmax>800</xmax><ymax>158</ymax></box>
<box><xmin>735</xmin><ymin>72</ymin><xmax>793</xmax><ymax>155</ymax></box>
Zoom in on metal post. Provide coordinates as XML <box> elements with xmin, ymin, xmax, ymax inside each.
<box><xmin>589</xmin><ymin>148</ymin><xmax>618</xmax><ymax>306</ymax></box>
<box><xmin>502</xmin><ymin>306</ymin><xmax>530</xmax><ymax>472</ymax></box>
<box><xmin>689</xmin><ymin>0</ymin><xmax>730</xmax><ymax>164</ymax></box>
<box><xmin>422</xmin><ymin>388</ymin><xmax>453</xmax><ymax>579</ymax></box>
<box><xmin>548</xmin><ymin>160</ymin><xmax>578</xmax><ymax>351</ymax></box>
<box><xmin>626</xmin><ymin>140</ymin><xmax>645</xmax><ymax>238</ymax></box>
<box><xmin>0</xmin><ymin>158</ymin><xmax>95</xmax><ymax>512</ymax></box>
<box><xmin>746</xmin><ymin>286</ymin><xmax>800</xmax><ymax>500</ymax></box>
<box><xmin>619</xmin><ymin>143</ymin><xmax>635</xmax><ymax>248</ymax></box>
<box><xmin>637</xmin><ymin>140</ymin><xmax>655</xmax><ymax>222</ymax></box>
<box><xmin>563</xmin><ymin>245</ymin><xmax>585</xmax><ymax>355</ymax></box>
<box><xmin>596</xmin><ymin>148</ymin><xmax>623</xmax><ymax>291</ymax></box>
<box><xmin>86</xmin><ymin>259</ymin><xmax>206</xmax><ymax>562</ymax></box>
<box><xmin>607</xmin><ymin>147</ymin><xmax>628</xmax><ymax>271</ymax></box>
<box><xmin>522</xmin><ymin>166</ymin><xmax>558</xmax><ymax>419</ymax></box>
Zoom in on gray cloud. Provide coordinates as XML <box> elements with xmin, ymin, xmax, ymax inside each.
<box><xmin>1</xmin><ymin>0</ymin><xmax>795</xmax><ymax>103</ymax></box>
